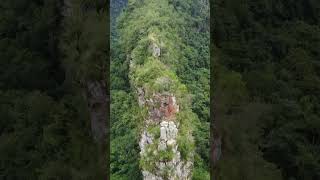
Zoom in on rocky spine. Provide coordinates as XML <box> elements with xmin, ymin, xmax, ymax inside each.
<box><xmin>121</xmin><ymin>0</ymin><xmax>197</xmax><ymax>179</ymax></box>
<box><xmin>138</xmin><ymin>92</ymin><xmax>192</xmax><ymax>179</ymax></box>
<box><xmin>130</xmin><ymin>38</ymin><xmax>194</xmax><ymax>179</ymax></box>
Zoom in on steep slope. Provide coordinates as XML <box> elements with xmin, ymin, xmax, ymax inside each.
<box><xmin>134</xmin><ymin>36</ymin><xmax>194</xmax><ymax>179</ymax></box>
<box><xmin>117</xmin><ymin>0</ymin><xmax>201</xmax><ymax>179</ymax></box>
<box><xmin>111</xmin><ymin>0</ymin><xmax>210</xmax><ymax>179</ymax></box>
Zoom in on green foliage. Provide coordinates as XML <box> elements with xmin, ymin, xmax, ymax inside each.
<box><xmin>177</xmin><ymin>134</ymin><xmax>194</xmax><ymax>161</ymax></box>
<box><xmin>60</xmin><ymin>0</ymin><xmax>108</xmax><ymax>82</ymax></box>
<box><xmin>158</xmin><ymin>149</ymin><xmax>174</xmax><ymax>161</ymax></box>
<box><xmin>147</xmin><ymin>125</ymin><xmax>161</xmax><ymax>139</ymax></box>
<box><xmin>139</xmin><ymin>142</ymin><xmax>175</xmax><ymax>174</ymax></box>
<box><xmin>111</xmin><ymin>91</ymin><xmax>143</xmax><ymax>179</ymax></box>
<box><xmin>139</xmin><ymin>143</ymin><xmax>158</xmax><ymax>173</ymax></box>
<box><xmin>113</xmin><ymin>0</ymin><xmax>210</xmax><ymax>178</ymax></box>
<box><xmin>214</xmin><ymin>0</ymin><xmax>320</xmax><ymax>179</ymax></box>
<box><xmin>176</xmin><ymin>111</ymin><xmax>197</xmax><ymax>160</ymax></box>
<box><xmin>0</xmin><ymin>91</ymin><xmax>105</xmax><ymax>179</ymax></box>
<box><xmin>132</xmin><ymin>58</ymin><xmax>185</xmax><ymax>97</ymax></box>
<box><xmin>192</xmin><ymin>167</ymin><xmax>210</xmax><ymax>180</ymax></box>
<box><xmin>0</xmin><ymin>0</ymin><xmax>64</xmax><ymax>93</ymax></box>
<box><xmin>0</xmin><ymin>0</ymin><xmax>108</xmax><ymax>179</ymax></box>
<box><xmin>117</xmin><ymin>0</ymin><xmax>187</xmax><ymax>72</ymax></box>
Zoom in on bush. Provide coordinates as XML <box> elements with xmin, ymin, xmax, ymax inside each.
<box><xmin>192</xmin><ymin>167</ymin><xmax>210</xmax><ymax>180</ymax></box>
<box><xmin>158</xmin><ymin>149</ymin><xmax>174</xmax><ymax>161</ymax></box>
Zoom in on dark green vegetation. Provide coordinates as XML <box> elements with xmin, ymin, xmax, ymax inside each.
<box><xmin>213</xmin><ymin>0</ymin><xmax>320</xmax><ymax>180</ymax></box>
<box><xmin>2</xmin><ymin>0</ymin><xmax>317</xmax><ymax>179</ymax></box>
<box><xmin>0</xmin><ymin>0</ymin><xmax>108</xmax><ymax>179</ymax></box>
<box><xmin>111</xmin><ymin>0</ymin><xmax>209</xmax><ymax>179</ymax></box>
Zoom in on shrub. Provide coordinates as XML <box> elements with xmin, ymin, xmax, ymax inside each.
<box><xmin>158</xmin><ymin>149</ymin><xmax>174</xmax><ymax>161</ymax></box>
<box><xmin>147</xmin><ymin>125</ymin><xmax>160</xmax><ymax>139</ymax></box>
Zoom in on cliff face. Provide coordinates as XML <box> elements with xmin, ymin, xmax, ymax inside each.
<box><xmin>138</xmin><ymin>91</ymin><xmax>192</xmax><ymax>179</ymax></box>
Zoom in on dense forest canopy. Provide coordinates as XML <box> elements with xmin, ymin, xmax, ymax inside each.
<box><xmin>0</xmin><ymin>0</ymin><xmax>319</xmax><ymax>179</ymax></box>
<box><xmin>0</xmin><ymin>0</ymin><xmax>108</xmax><ymax>179</ymax></box>
<box><xmin>212</xmin><ymin>0</ymin><xmax>320</xmax><ymax>180</ymax></box>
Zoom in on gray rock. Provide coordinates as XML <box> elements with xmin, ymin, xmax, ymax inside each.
<box><xmin>138</xmin><ymin>88</ymin><xmax>145</xmax><ymax>106</ymax></box>
<box><xmin>160</xmin><ymin>121</ymin><xmax>169</xmax><ymax>127</ymax></box>
<box><xmin>160</xmin><ymin>127</ymin><xmax>167</xmax><ymax>140</ymax></box>
<box><xmin>158</xmin><ymin>141</ymin><xmax>167</xmax><ymax>151</ymax></box>
<box><xmin>167</xmin><ymin>139</ymin><xmax>176</xmax><ymax>147</ymax></box>
<box><xmin>167</xmin><ymin>122</ymin><xmax>178</xmax><ymax>139</ymax></box>
<box><xmin>139</xmin><ymin>93</ymin><xmax>193</xmax><ymax>180</ymax></box>
<box><xmin>152</xmin><ymin>43</ymin><xmax>161</xmax><ymax>57</ymax></box>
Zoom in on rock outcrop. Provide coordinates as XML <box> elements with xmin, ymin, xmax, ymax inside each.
<box><xmin>138</xmin><ymin>90</ymin><xmax>193</xmax><ymax>180</ymax></box>
<box><xmin>124</xmin><ymin>1</ymin><xmax>196</xmax><ymax>179</ymax></box>
<box><xmin>151</xmin><ymin>43</ymin><xmax>161</xmax><ymax>57</ymax></box>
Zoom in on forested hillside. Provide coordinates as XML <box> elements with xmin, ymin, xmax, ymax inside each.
<box><xmin>1</xmin><ymin>0</ymin><xmax>318</xmax><ymax>179</ymax></box>
<box><xmin>111</xmin><ymin>0</ymin><xmax>209</xmax><ymax>179</ymax></box>
<box><xmin>212</xmin><ymin>0</ymin><xmax>320</xmax><ymax>180</ymax></box>
<box><xmin>0</xmin><ymin>0</ymin><xmax>108</xmax><ymax>179</ymax></box>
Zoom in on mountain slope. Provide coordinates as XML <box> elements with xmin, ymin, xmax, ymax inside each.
<box><xmin>111</xmin><ymin>0</ymin><xmax>210</xmax><ymax>179</ymax></box>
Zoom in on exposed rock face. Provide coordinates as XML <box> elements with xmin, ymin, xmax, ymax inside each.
<box><xmin>143</xmin><ymin>92</ymin><xmax>180</xmax><ymax>122</ymax></box>
<box><xmin>138</xmin><ymin>90</ymin><xmax>193</xmax><ymax>180</ymax></box>
<box><xmin>149</xmin><ymin>33</ymin><xmax>161</xmax><ymax>58</ymax></box>
<box><xmin>86</xmin><ymin>80</ymin><xmax>108</xmax><ymax>144</ymax></box>
<box><xmin>138</xmin><ymin>88</ymin><xmax>146</xmax><ymax>106</ymax></box>
<box><xmin>151</xmin><ymin>43</ymin><xmax>161</xmax><ymax>57</ymax></box>
<box><xmin>127</xmin><ymin>9</ymin><xmax>194</xmax><ymax>179</ymax></box>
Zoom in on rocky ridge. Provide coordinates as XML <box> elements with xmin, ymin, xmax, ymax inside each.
<box><xmin>132</xmin><ymin>38</ymin><xmax>193</xmax><ymax>179</ymax></box>
<box><xmin>123</xmin><ymin>1</ymin><xmax>196</xmax><ymax>179</ymax></box>
<box><xmin>138</xmin><ymin>91</ymin><xmax>193</xmax><ymax>180</ymax></box>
